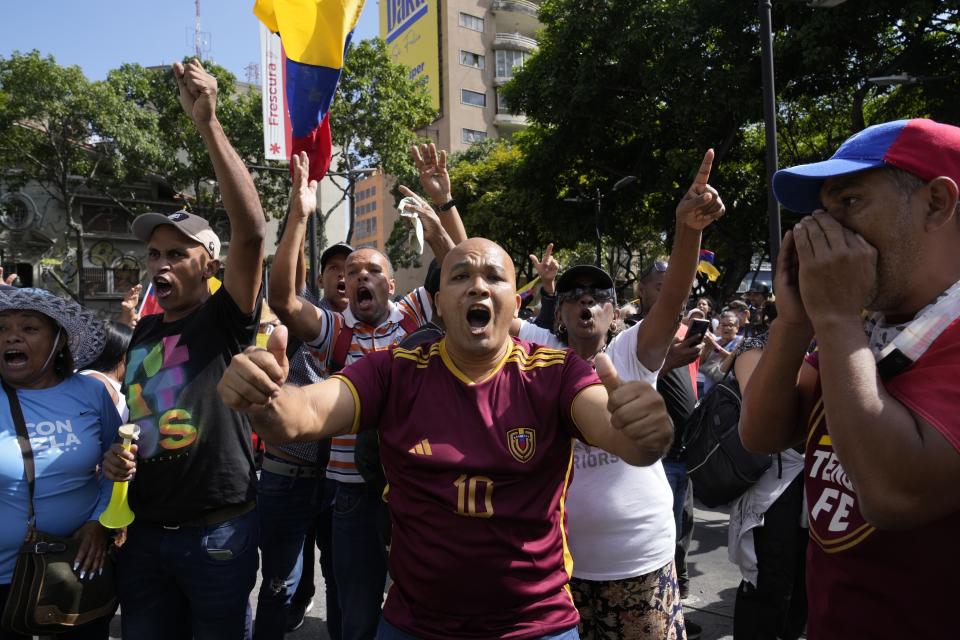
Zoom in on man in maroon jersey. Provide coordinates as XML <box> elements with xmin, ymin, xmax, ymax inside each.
<box><xmin>219</xmin><ymin>237</ymin><xmax>674</xmax><ymax>640</ymax></box>
<box><xmin>740</xmin><ymin>119</ymin><xmax>960</xmax><ymax>639</ymax></box>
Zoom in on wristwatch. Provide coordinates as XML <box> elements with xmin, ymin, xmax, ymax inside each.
<box><xmin>438</xmin><ymin>199</ymin><xmax>457</xmax><ymax>212</ymax></box>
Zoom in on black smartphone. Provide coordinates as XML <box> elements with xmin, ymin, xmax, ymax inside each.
<box><xmin>687</xmin><ymin>318</ymin><xmax>711</xmax><ymax>343</ymax></box>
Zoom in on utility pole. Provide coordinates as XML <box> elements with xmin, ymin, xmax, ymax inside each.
<box><xmin>195</xmin><ymin>0</ymin><xmax>202</xmax><ymax>59</ymax></box>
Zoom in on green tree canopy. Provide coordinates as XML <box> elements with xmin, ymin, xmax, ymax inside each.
<box><xmin>499</xmin><ymin>0</ymin><xmax>959</xmax><ymax>300</ymax></box>
<box><xmin>0</xmin><ymin>50</ymin><xmax>166</xmax><ymax>300</ymax></box>
<box><xmin>330</xmin><ymin>38</ymin><xmax>435</xmax><ymax>243</ymax></box>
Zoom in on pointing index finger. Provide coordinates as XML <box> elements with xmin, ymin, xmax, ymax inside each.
<box><xmin>691</xmin><ymin>148</ymin><xmax>715</xmax><ymax>191</ymax></box>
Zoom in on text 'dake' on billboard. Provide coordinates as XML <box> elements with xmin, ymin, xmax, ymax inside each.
<box><xmin>259</xmin><ymin>23</ymin><xmax>291</xmax><ymax>161</ymax></box>
<box><xmin>380</xmin><ymin>0</ymin><xmax>440</xmax><ymax>112</ymax></box>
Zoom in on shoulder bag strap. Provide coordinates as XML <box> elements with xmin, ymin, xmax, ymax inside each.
<box><xmin>2</xmin><ymin>380</ymin><xmax>36</xmax><ymax>527</ymax></box>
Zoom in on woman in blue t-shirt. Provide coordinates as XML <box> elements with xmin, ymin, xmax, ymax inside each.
<box><xmin>0</xmin><ymin>287</ymin><xmax>120</xmax><ymax>640</ymax></box>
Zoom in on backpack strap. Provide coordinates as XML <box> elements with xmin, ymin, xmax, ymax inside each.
<box><xmin>329</xmin><ymin>325</ymin><xmax>353</xmax><ymax>374</ymax></box>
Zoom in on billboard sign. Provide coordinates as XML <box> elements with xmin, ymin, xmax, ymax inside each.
<box><xmin>381</xmin><ymin>0</ymin><xmax>441</xmax><ymax>112</ymax></box>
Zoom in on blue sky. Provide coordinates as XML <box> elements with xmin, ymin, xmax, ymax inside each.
<box><xmin>0</xmin><ymin>0</ymin><xmax>381</xmax><ymax>81</ymax></box>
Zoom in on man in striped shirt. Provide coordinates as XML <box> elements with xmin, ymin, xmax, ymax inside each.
<box><xmin>269</xmin><ymin>151</ymin><xmax>462</xmax><ymax>640</ymax></box>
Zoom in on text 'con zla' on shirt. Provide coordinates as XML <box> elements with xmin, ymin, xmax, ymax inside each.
<box><xmin>123</xmin><ymin>286</ymin><xmax>261</xmax><ymax>525</ymax></box>
<box><xmin>305</xmin><ymin>287</ymin><xmax>432</xmax><ymax>484</ymax></box>
<box><xmin>0</xmin><ymin>375</ymin><xmax>121</xmax><ymax>582</ymax></box>
<box><xmin>334</xmin><ymin>337</ymin><xmax>599</xmax><ymax>639</ymax></box>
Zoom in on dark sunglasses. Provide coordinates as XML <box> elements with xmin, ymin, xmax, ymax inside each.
<box><xmin>640</xmin><ymin>260</ymin><xmax>668</xmax><ymax>281</ymax></box>
<box><xmin>558</xmin><ymin>286</ymin><xmax>616</xmax><ymax>304</ymax></box>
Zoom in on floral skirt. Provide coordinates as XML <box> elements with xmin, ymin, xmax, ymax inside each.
<box><xmin>570</xmin><ymin>561</ymin><xmax>686</xmax><ymax>640</ymax></box>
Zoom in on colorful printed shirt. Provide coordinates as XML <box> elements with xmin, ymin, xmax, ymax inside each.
<box><xmin>803</xmin><ymin>318</ymin><xmax>960</xmax><ymax>638</ymax></box>
<box><xmin>334</xmin><ymin>337</ymin><xmax>600</xmax><ymax>639</ymax></box>
<box><xmin>124</xmin><ymin>287</ymin><xmax>260</xmax><ymax>524</ymax></box>
<box><xmin>306</xmin><ymin>288</ymin><xmax>432</xmax><ymax>483</ymax></box>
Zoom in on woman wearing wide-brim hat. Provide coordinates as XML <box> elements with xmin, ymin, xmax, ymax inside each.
<box><xmin>0</xmin><ymin>288</ymin><xmax>121</xmax><ymax>640</ymax></box>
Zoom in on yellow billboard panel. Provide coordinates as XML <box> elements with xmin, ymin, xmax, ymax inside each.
<box><xmin>380</xmin><ymin>0</ymin><xmax>441</xmax><ymax>113</ymax></box>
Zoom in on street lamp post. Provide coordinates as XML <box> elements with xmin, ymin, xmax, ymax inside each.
<box><xmin>759</xmin><ymin>0</ymin><xmax>847</xmax><ymax>270</ymax></box>
<box><xmin>566</xmin><ymin>175</ymin><xmax>637</xmax><ymax>268</ymax></box>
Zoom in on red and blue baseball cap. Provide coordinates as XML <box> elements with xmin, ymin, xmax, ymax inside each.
<box><xmin>773</xmin><ymin>118</ymin><xmax>960</xmax><ymax>213</ymax></box>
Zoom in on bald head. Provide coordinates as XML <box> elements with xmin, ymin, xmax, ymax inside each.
<box><xmin>436</xmin><ymin>237</ymin><xmax>520</xmax><ymax>359</ymax></box>
<box><xmin>441</xmin><ymin>238</ymin><xmax>516</xmax><ymax>292</ymax></box>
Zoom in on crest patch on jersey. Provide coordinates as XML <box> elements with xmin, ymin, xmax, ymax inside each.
<box><xmin>507</xmin><ymin>427</ymin><xmax>536</xmax><ymax>463</ymax></box>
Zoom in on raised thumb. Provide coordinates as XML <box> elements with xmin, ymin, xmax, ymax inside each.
<box><xmin>594</xmin><ymin>352</ymin><xmax>621</xmax><ymax>393</ymax></box>
<box><xmin>266</xmin><ymin>324</ymin><xmax>288</xmax><ymax>368</ymax></box>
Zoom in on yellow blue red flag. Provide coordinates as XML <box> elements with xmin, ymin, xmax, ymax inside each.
<box><xmin>254</xmin><ymin>0</ymin><xmax>366</xmax><ymax>181</ymax></box>
<box><xmin>697</xmin><ymin>249</ymin><xmax>720</xmax><ymax>282</ymax></box>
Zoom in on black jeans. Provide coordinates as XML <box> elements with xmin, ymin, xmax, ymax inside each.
<box><xmin>0</xmin><ymin>583</ymin><xmax>112</xmax><ymax>640</ymax></box>
<box><xmin>733</xmin><ymin>473</ymin><xmax>808</xmax><ymax>640</ymax></box>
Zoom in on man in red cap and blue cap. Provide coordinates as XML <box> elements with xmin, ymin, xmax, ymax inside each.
<box><xmin>740</xmin><ymin>118</ymin><xmax>960</xmax><ymax>639</ymax></box>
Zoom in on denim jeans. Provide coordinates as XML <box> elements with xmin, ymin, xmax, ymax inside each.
<box><xmin>375</xmin><ymin>618</ymin><xmax>579</xmax><ymax>640</ymax></box>
<box><xmin>117</xmin><ymin>508</ymin><xmax>259</xmax><ymax>640</ymax></box>
<box><xmin>332</xmin><ymin>481</ymin><xmax>388</xmax><ymax>640</ymax></box>
<box><xmin>253</xmin><ymin>462</ymin><xmax>323</xmax><ymax>640</ymax></box>
<box><xmin>662</xmin><ymin>459</ymin><xmax>691</xmax><ymax>591</ymax></box>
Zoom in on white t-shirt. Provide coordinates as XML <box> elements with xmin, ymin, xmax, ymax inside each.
<box><xmin>518</xmin><ymin>321</ymin><xmax>676</xmax><ymax>580</ymax></box>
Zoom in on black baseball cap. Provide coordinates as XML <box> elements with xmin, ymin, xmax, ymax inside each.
<box><xmin>132</xmin><ymin>210</ymin><xmax>221</xmax><ymax>258</ymax></box>
<box><xmin>320</xmin><ymin>243</ymin><xmax>354</xmax><ymax>271</ymax></box>
<box><xmin>556</xmin><ymin>265</ymin><xmax>615</xmax><ymax>293</ymax></box>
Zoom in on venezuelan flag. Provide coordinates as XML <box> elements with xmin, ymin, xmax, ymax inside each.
<box><xmin>254</xmin><ymin>0</ymin><xmax>366</xmax><ymax>181</ymax></box>
<box><xmin>518</xmin><ymin>276</ymin><xmax>541</xmax><ymax>302</ymax></box>
<box><xmin>697</xmin><ymin>249</ymin><xmax>720</xmax><ymax>282</ymax></box>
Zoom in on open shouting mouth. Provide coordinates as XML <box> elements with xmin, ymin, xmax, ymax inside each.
<box><xmin>356</xmin><ymin>285</ymin><xmax>375</xmax><ymax>311</ymax></box>
<box><xmin>154</xmin><ymin>276</ymin><xmax>173</xmax><ymax>300</ymax></box>
<box><xmin>466</xmin><ymin>304</ymin><xmax>492</xmax><ymax>336</ymax></box>
<box><xmin>2</xmin><ymin>349</ymin><xmax>29</xmax><ymax>369</ymax></box>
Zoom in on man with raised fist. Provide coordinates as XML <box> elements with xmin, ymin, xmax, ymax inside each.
<box><xmin>219</xmin><ymin>237</ymin><xmax>673</xmax><ymax>640</ymax></box>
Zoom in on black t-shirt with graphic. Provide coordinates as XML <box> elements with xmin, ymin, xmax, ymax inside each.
<box><xmin>124</xmin><ymin>287</ymin><xmax>261</xmax><ymax>524</ymax></box>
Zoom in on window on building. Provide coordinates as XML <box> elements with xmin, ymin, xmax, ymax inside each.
<box><xmin>495</xmin><ymin>49</ymin><xmax>529</xmax><ymax>79</ymax></box>
<box><xmin>371</xmin><ymin>186</ymin><xmax>376</xmax><ymax>196</ymax></box>
<box><xmin>459</xmin><ymin>12</ymin><xmax>484</xmax><ymax>32</ymax></box>
<box><xmin>496</xmin><ymin>89</ymin><xmax>510</xmax><ymax>113</ymax></box>
<box><xmin>459</xmin><ymin>51</ymin><xmax>485</xmax><ymax>70</ymax></box>
<box><xmin>462</xmin><ymin>128</ymin><xmax>488</xmax><ymax>144</ymax></box>
<box><xmin>461</xmin><ymin>89</ymin><xmax>486</xmax><ymax>108</ymax></box>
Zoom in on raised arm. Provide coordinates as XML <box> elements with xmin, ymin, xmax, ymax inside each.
<box><xmin>510</xmin><ymin>243</ymin><xmax>560</xmax><ymax>335</ymax></box>
<box><xmin>269</xmin><ymin>153</ymin><xmax>325</xmax><ymax>342</ymax></box>
<box><xmin>173</xmin><ymin>59</ymin><xmax>265</xmax><ymax>314</ymax></box>
<box><xmin>571</xmin><ymin>354</ymin><xmax>673</xmax><ymax>466</ymax></box>
<box><xmin>739</xmin><ymin>230</ymin><xmax>815</xmax><ymax>453</ymax></box>
<box><xmin>411</xmin><ymin>143</ymin><xmax>468</xmax><ymax>245</ymax></box>
<box><xmin>218</xmin><ymin>326</ymin><xmax>356</xmax><ymax>441</ymax></box>
<box><xmin>635</xmin><ymin>149</ymin><xmax>726</xmax><ymax>371</ymax></box>
<box><xmin>118</xmin><ymin>284</ymin><xmax>142</xmax><ymax>328</ymax></box>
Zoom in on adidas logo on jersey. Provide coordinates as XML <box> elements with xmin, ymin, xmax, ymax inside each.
<box><xmin>408</xmin><ymin>439</ymin><xmax>433</xmax><ymax>456</ymax></box>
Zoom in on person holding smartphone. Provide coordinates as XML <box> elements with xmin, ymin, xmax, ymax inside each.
<box><xmin>699</xmin><ymin>312</ymin><xmax>742</xmax><ymax>392</ymax></box>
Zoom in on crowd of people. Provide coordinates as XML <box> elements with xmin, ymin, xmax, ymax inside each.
<box><xmin>1</xmin><ymin>59</ymin><xmax>958</xmax><ymax>640</ymax></box>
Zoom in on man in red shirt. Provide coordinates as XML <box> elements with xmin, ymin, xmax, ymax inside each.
<box><xmin>220</xmin><ymin>237</ymin><xmax>674</xmax><ymax>639</ymax></box>
<box><xmin>740</xmin><ymin>119</ymin><xmax>960</xmax><ymax>639</ymax></box>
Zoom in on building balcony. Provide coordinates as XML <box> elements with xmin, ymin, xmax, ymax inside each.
<box><xmin>494</xmin><ymin>112</ymin><xmax>529</xmax><ymax>130</ymax></box>
<box><xmin>492</xmin><ymin>0</ymin><xmax>541</xmax><ymax>37</ymax></box>
<box><xmin>493</xmin><ymin>32</ymin><xmax>538</xmax><ymax>53</ymax></box>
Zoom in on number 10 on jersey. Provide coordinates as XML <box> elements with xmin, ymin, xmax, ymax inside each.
<box><xmin>454</xmin><ymin>474</ymin><xmax>494</xmax><ymax>518</ymax></box>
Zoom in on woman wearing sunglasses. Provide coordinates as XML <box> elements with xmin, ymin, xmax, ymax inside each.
<box><xmin>510</xmin><ymin>150</ymin><xmax>726</xmax><ymax>639</ymax></box>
